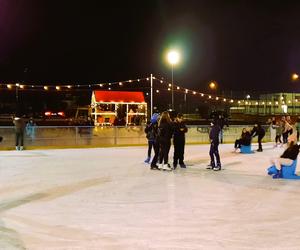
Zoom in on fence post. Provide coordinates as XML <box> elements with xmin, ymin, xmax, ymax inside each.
<box><xmin>75</xmin><ymin>126</ymin><xmax>78</xmax><ymax>145</ymax></box>
<box><xmin>114</xmin><ymin>127</ymin><xmax>117</xmax><ymax>145</ymax></box>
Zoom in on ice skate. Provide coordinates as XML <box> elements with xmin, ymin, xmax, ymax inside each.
<box><xmin>206</xmin><ymin>162</ymin><xmax>214</xmax><ymax>169</ymax></box>
<box><xmin>150</xmin><ymin>165</ymin><xmax>159</xmax><ymax>170</ymax></box>
<box><xmin>144</xmin><ymin>157</ymin><xmax>150</xmax><ymax>164</ymax></box>
<box><xmin>162</xmin><ymin>164</ymin><xmax>172</xmax><ymax>171</ymax></box>
<box><xmin>180</xmin><ymin>163</ymin><xmax>186</xmax><ymax>168</ymax></box>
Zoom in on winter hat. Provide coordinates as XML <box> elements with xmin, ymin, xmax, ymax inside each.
<box><xmin>151</xmin><ymin>113</ymin><xmax>160</xmax><ymax>123</ymax></box>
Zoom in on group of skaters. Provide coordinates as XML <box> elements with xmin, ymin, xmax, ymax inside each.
<box><xmin>233</xmin><ymin>115</ymin><xmax>300</xmax><ymax>177</ymax></box>
<box><xmin>268</xmin><ymin>115</ymin><xmax>297</xmax><ymax>146</ymax></box>
<box><xmin>144</xmin><ymin>111</ymin><xmax>227</xmax><ymax>171</ymax></box>
<box><xmin>233</xmin><ymin>115</ymin><xmax>300</xmax><ymax>153</ymax></box>
<box><xmin>144</xmin><ymin>111</ymin><xmax>188</xmax><ymax>171</ymax></box>
<box><xmin>144</xmin><ymin>111</ymin><xmax>300</xmax><ymax>175</ymax></box>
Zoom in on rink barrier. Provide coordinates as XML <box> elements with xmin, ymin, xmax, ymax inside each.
<box><xmin>0</xmin><ymin>125</ymin><xmax>271</xmax><ymax>150</ymax></box>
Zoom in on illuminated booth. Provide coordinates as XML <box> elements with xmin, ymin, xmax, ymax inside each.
<box><xmin>91</xmin><ymin>91</ymin><xmax>147</xmax><ymax>126</ymax></box>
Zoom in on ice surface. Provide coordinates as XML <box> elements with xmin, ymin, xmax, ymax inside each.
<box><xmin>1</xmin><ymin>143</ymin><xmax>300</xmax><ymax>250</ymax></box>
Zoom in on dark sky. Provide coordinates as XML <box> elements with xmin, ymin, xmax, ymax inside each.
<box><xmin>1</xmin><ymin>0</ymin><xmax>300</xmax><ymax>92</ymax></box>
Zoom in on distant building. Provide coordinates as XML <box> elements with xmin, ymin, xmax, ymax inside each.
<box><xmin>229</xmin><ymin>92</ymin><xmax>300</xmax><ymax>115</ymax></box>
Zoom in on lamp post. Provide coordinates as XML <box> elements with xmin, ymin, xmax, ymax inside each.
<box><xmin>167</xmin><ymin>50</ymin><xmax>180</xmax><ymax>110</ymax></box>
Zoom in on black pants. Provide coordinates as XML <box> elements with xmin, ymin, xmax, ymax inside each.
<box><xmin>15</xmin><ymin>131</ymin><xmax>24</xmax><ymax>147</ymax></box>
<box><xmin>275</xmin><ymin>135</ymin><xmax>282</xmax><ymax>144</ymax></box>
<box><xmin>159</xmin><ymin>139</ymin><xmax>171</xmax><ymax>164</ymax></box>
<box><xmin>151</xmin><ymin>141</ymin><xmax>160</xmax><ymax>167</ymax></box>
<box><xmin>282</xmin><ymin>132</ymin><xmax>289</xmax><ymax>144</ymax></box>
<box><xmin>147</xmin><ymin>141</ymin><xmax>155</xmax><ymax>157</ymax></box>
<box><xmin>173</xmin><ymin>139</ymin><xmax>185</xmax><ymax>165</ymax></box>
<box><xmin>209</xmin><ymin>141</ymin><xmax>221</xmax><ymax>166</ymax></box>
<box><xmin>258</xmin><ymin>135</ymin><xmax>264</xmax><ymax>150</ymax></box>
<box><xmin>234</xmin><ymin>139</ymin><xmax>242</xmax><ymax>148</ymax></box>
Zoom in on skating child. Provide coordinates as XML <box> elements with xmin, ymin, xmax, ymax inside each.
<box><xmin>173</xmin><ymin>113</ymin><xmax>188</xmax><ymax>169</ymax></box>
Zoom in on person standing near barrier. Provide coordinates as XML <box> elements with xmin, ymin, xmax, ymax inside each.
<box><xmin>208</xmin><ymin>121</ymin><xmax>222</xmax><ymax>171</ymax></box>
<box><xmin>26</xmin><ymin>117</ymin><xmax>36</xmax><ymax>141</ymax></box>
<box><xmin>173</xmin><ymin>113</ymin><xmax>188</xmax><ymax>169</ymax></box>
<box><xmin>274</xmin><ymin>121</ymin><xmax>283</xmax><ymax>147</ymax></box>
<box><xmin>13</xmin><ymin>115</ymin><xmax>25</xmax><ymax>150</ymax></box>
<box><xmin>282</xmin><ymin>117</ymin><xmax>293</xmax><ymax>144</ymax></box>
<box><xmin>251</xmin><ymin>123</ymin><xmax>265</xmax><ymax>152</ymax></box>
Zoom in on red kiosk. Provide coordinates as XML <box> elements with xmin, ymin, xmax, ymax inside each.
<box><xmin>91</xmin><ymin>91</ymin><xmax>147</xmax><ymax>126</ymax></box>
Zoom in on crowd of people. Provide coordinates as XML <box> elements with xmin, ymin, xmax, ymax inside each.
<box><xmin>144</xmin><ymin>112</ymin><xmax>300</xmax><ymax>176</ymax></box>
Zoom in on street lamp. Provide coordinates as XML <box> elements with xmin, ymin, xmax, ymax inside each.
<box><xmin>292</xmin><ymin>73</ymin><xmax>299</xmax><ymax>81</ymax></box>
<box><xmin>167</xmin><ymin>50</ymin><xmax>180</xmax><ymax>110</ymax></box>
<box><xmin>209</xmin><ymin>81</ymin><xmax>217</xmax><ymax>91</ymax></box>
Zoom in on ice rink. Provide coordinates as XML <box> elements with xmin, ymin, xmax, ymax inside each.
<box><xmin>1</xmin><ymin>143</ymin><xmax>300</xmax><ymax>250</ymax></box>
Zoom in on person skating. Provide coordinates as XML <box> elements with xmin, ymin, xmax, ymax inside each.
<box><xmin>13</xmin><ymin>115</ymin><xmax>25</xmax><ymax>150</ymax></box>
<box><xmin>214</xmin><ymin>114</ymin><xmax>229</xmax><ymax>144</ymax></box>
<box><xmin>273</xmin><ymin>121</ymin><xmax>283</xmax><ymax>147</ymax></box>
<box><xmin>208</xmin><ymin>121</ymin><xmax>222</xmax><ymax>171</ymax></box>
<box><xmin>173</xmin><ymin>113</ymin><xmax>188</xmax><ymax>169</ymax></box>
<box><xmin>157</xmin><ymin>111</ymin><xmax>173</xmax><ymax>171</ymax></box>
<box><xmin>144</xmin><ymin>113</ymin><xmax>159</xmax><ymax>164</ymax></box>
<box><xmin>251</xmin><ymin>123</ymin><xmax>265</xmax><ymax>152</ymax></box>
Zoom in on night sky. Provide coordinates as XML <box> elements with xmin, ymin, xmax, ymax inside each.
<box><xmin>1</xmin><ymin>0</ymin><xmax>300</xmax><ymax>92</ymax></box>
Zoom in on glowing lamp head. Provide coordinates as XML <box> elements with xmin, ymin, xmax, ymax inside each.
<box><xmin>292</xmin><ymin>73</ymin><xmax>299</xmax><ymax>81</ymax></box>
<box><xmin>167</xmin><ymin>51</ymin><xmax>180</xmax><ymax>65</ymax></box>
<box><xmin>209</xmin><ymin>81</ymin><xmax>217</xmax><ymax>90</ymax></box>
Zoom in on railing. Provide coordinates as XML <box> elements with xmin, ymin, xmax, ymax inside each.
<box><xmin>0</xmin><ymin>125</ymin><xmax>271</xmax><ymax>149</ymax></box>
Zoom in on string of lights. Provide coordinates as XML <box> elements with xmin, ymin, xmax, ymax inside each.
<box><xmin>0</xmin><ymin>76</ymin><xmax>299</xmax><ymax>106</ymax></box>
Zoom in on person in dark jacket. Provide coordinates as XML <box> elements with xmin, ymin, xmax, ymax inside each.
<box><xmin>234</xmin><ymin>128</ymin><xmax>252</xmax><ymax>151</ymax></box>
<box><xmin>144</xmin><ymin>113</ymin><xmax>160</xmax><ymax>164</ymax></box>
<box><xmin>251</xmin><ymin>123</ymin><xmax>265</xmax><ymax>152</ymax></box>
<box><xmin>208</xmin><ymin>121</ymin><xmax>222</xmax><ymax>171</ymax></box>
<box><xmin>270</xmin><ymin>135</ymin><xmax>300</xmax><ymax>171</ymax></box>
<box><xmin>173</xmin><ymin>113</ymin><xmax>188</xmax><ymax>169</ymax></box>
<box><xmin>156</xmin><ymin>111</ymin><xmax>173</xmax><ymax>171</ymax></box>
<box><xmin>214</xmin><ymin>114</ymin><xmax>229</xmax><ymax>144</ymax></box>
<box><xmin>13</xmin><ymin>115</ymin><xmax>25</xmax><ymax>150</ymax></box>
